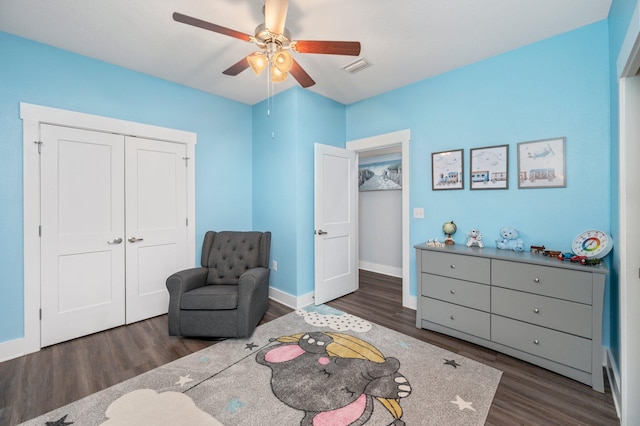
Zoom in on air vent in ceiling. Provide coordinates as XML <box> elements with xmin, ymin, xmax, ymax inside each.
<box><xmin>341</xmin><ymin>57</ymin><xmax>371</xmax><ymax>74</ymax></box>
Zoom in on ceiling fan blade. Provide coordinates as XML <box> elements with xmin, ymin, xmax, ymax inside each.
<box><xmin>173</xmin><ymin>12</ymin><xmax>252</xmax><ymax>42</ymax></box>
<box><xmin>293</xmin><ymin>40</ymin><xmax>361</xmax><ymax>56</ymax></box>
<box><xmin>289</xmin><ymin>59</ymin><xmax>316</xmax><ymax>88</ymax></box>
<box><xmin>265</xmin><ymin>0</ymin><xmax>288</xmax><ymax>34</ymax></box>
<box><xmin>222</xmin><ymin>57</ymin><xmax>250</xmax><ymax>76</ymax></box>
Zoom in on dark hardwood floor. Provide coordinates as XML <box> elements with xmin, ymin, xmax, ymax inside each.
<box><xmin>0</xmin><ymin>270</ymin><xmax>618</xmax><ymax>425</ymax></box>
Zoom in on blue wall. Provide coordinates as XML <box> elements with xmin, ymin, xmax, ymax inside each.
<box><xmin>252</xmin><ymin>90</ymin><xmax>300</xmax><ymax>295</ymax></box>
<box><xmin>252</xmin><ymin>87</ymin><xmax>346</xmax><ymax>298</ymax></box>
<box><xmin>2</xmin><ymin>7</ymin><xmax>633</xmax><ymax>352</ymax></box>
<box><xmin>0</xmin><ymin>32</ymin><xmax>253</xmax><ymax>343</ymax></box>
<box><xmin>346</xmin><ymin>22</ymin><xmax>612</xmax><ymax>342</ymax></box>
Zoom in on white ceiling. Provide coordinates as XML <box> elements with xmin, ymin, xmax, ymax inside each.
<box><xmin>0</xmin><ymin>0</ymin><xmax>612</xmax><ymax>105</ymax></box>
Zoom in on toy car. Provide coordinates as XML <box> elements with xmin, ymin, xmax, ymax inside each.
<box><xmin>558</xmin><ymin>252</ymin><xmax>573</xmax><ymax>261</ymax></box>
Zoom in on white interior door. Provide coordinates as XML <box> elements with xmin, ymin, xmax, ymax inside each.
<box><xmin>620</xmin><ymin>73</ymin><xmax>640</xmax><ymax>425</ymax></box>
<box><xmin>40</xmin><ymin>125</ymin><xmax>126</xmax><ymax>347</ymax></box>
<box><xmin>125</xmin><ymin>137</ymin><xmax>188</xmax><ymax>323</ymax></box>
<box><xmin>314</xmin><ymin>143</ymin><xmax>358</xmax><ymax>304</ymax></box>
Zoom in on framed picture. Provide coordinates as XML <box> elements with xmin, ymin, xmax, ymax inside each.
<box><xmin>432</xmin><ymin>149</ymin><xmax>463</xmax><ymax>190</ymax></box>
<box><xmin>358</xmin><ymin>154</ymin><xmax>402</xmax><ymax>191</ymax></box>
<box><xmin>470</xmin><ymin>144</ymin><xmax>509</xmax><ymax>190</ymax></box>
<box><xmin>517</xmin><ymin>137</ymin><xmax>566</xmax><ymax>189</ymax></box>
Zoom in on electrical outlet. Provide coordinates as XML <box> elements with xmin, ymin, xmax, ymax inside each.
<box><xmin>272</xmin><ymin>260</ymin><xmax>278</xmax><ymax>271</ymax></box>
<box><xmin>413</xmin><ymin>207</ymin><xmax>425</xmax><ymax>219</ymax></box>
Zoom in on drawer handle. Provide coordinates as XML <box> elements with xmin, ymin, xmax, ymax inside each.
<box><xmin>450</xmin><ymin>264</ymin><xmax>456</xmax><ymax>269</ymax></box>
<box><xmin>533</xmin><ymin>339</ymin><xmax>540</xmax><ymax>345</ymax></box>
<box><xmin>450</xmin><ymin>289</ymin><xmax>456</xmax><ymax>295</ymax></box>
<box><xmin>533</xmin><ymin>308</ymin><xmax>540</xmax><ymax>314</ymax></box>
<box><xmin>533</xmin><ymin>277</ymin><xmax>540</xmax><ymax>283</ymax></box>
<box><xmin>450</xmin><ymin>315</ymin><xmax>455</xmax><ymax>320</ymax></box>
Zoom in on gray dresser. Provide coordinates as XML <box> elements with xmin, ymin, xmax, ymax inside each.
<box><xmin>415</xmin><ymin>244</ymin><xmax>607</xmax><ymax>392</ymax></box>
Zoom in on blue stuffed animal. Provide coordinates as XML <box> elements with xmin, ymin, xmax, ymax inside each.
<box><xmin>496</xmin><ymin>226</ymin><xmax>524</xmax><ymax>251</ymax></box>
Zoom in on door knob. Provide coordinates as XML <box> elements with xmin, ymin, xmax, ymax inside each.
<box><xmin>107</xmin><ymin>237</ymin><xmax>123</xmax><ymax>244</ymax></box>
<box><xmin>317</xmin><ymin>230</ymin><xmax>328</xmax><ymax>235</ymax></box>
<box><xmin>128</xmin><ymin>237</ymin><xmax>144</xmax><ymax>243</ymax></box>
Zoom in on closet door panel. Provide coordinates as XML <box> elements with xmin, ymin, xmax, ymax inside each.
<box><xmin>125</xmin><ymin>137</ymin><xmax>188</xmax><ymax>324</ymax></box>
<box><xmin>40</xmin><ymin>125</ymin><xmax>126</xmax><ymax>347</ymax></box>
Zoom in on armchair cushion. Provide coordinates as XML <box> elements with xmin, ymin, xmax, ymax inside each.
<box><xmin>180</xmin><ymin>285</ymin><xmax>238</xmax><ymax>310</ymax></box>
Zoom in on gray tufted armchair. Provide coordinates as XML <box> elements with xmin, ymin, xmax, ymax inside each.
<box><xmin>166</xmin><ymin>231</ymin><xmax>271</xmax><ymax>338</ymax></box>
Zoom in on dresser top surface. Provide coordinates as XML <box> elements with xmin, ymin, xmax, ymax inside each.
<box><xmin>415</xmin><ymin>243</ymin><xmax>608</xmax><ymax>274</ymax></box>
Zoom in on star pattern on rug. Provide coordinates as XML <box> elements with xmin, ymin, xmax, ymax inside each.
<box><xmin>444</xmin><ymin>358</ymin><xmax>461</xmax><ymax>368</ymax></box>
<box><xmin>225</xmin><ymin>397</ymin><xmax>245</xmax><ymax>414</ymax></box>
<box><xmin>175</xmin><ymin>374</ymin><xmax>194</xmax><ymax>387</ymax></box>
<box><xmin>245</xmin><ymin>342</ymin><xmax>258</xmax><ymax>350</ymax></box>
<box><xmin>46</xmin><ymin>414</ymin><xmax>74</xmax><ymax>425</ymax></box>
<box><xmin>451</xmin><ymin>395</ymin><xmax>476</xmax><ymax>411</ymax></box>
<box><xmin>398</xmin><ymin>340</ymin><xmax>411</xmax><ymax>349</ymax></box>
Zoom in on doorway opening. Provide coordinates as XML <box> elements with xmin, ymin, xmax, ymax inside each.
<box><xmin>358</xmin><ymin>147</ymin><xmax>402</xmax><ymax>278</ymax></box>
<box><xmin>346</xmin><ymin>129</ymin><xmax>414</xmax><ymax>309</ymax></box>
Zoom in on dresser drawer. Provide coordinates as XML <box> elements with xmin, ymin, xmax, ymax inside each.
<box><xmin>492</xmin><ymin>259</ymin><xmax>592</xmax><ymax>304</ymax></box>
<box><xmin>492</xmin><ymin>287</ymin><xmax>592</xmax><ymax>338</ymax></box>
<box><xmin>422</xmin><ymin>273</ymin><xmax>490</xmax><ymax>311</ymax></box>
<box><xmin>421</xmin><ymin>297</ymin><xmax>490</xmax><ymax>339</ymax></box>
<box><xmin>421</xmin><ymin>251</ymin><xmax>490</xmax><ymax>284</ymax></box>
<box><xmin>492</xmin><ymin>315</ymin><xmax>591</xmax><ymax>372</ymax></box>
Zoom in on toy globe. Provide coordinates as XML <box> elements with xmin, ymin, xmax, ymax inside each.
<box><xmin>442</xmin><ymin>221</ymin><xmax>457</xmax><ymax>245</ymax></box>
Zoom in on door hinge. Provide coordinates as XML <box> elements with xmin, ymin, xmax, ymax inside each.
<box><xmin>182</xmin><ymin>157</ymin><xmax>190</xmax><ymax>166</ymax></box>
<box><xmin>38</xmin><ymin>225</ymin><xmax>41</xmax><ymax>237</ymax></box>
<box><xmin>34</xmin><ymin>141</ymin><xmax>42</xmax><ymax>154</ymax></box>
<box><xmin>39</xmin><ymin>308</ymin><xmax>42</xmax><ymax>320</ymax></box>
<box><xmin>186</xmin><ymin>218</ymin><xmax>188</xmax><ymax>226</ymax></box>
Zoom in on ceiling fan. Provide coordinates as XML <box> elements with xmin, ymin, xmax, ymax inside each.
<box><xmin>173</xmin><ymin>0</ymin><xmax>361</xmax><ymax>88</ymax></box>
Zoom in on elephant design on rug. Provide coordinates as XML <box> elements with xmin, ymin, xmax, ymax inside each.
<box><xmin>256</xmin><ymin>331</ymin><xmax>412</xmax><ymax>426</ymax></box>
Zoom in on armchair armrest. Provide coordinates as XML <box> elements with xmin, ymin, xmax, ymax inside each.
<box><xmin>166</xmin><ymin>267</ymin><xmax>208</xmax><ymax>336</ymax></box>
<box><xmin>236</xmin><ymin>267</ymin><xmax>271</xmax><ymax>336</ymax></box>
<box><xmin>238</xmin><ymin>267</ymin><xmax>270</xmax><ymax>294</ymax></box>
<box><xmin>167</xmin><ymin>267</ymin><xmax>208</xmax><ymax>295</ymax></box>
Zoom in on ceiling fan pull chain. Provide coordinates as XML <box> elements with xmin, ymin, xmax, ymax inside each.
<box><xmin>267</xmin><ymin>65</ymin><xmax>275</xmax><ymax>118</ymax></box>
<box><xmin>267</xmin><ymin>66</ymin><xmax>271</xmax><ymax>117</ymax></box>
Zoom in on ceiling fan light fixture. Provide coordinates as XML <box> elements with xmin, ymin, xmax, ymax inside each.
<box><xmin>271</xmin><ymin>65</ymin><xmax>288</xmax><ymax>83</ymax></box>
<box><xmin>248</xmin><ymin>52</ymin><xmax>268</xmax><ymax>75</ymax></box>
<box><xmin>273</xmin><ymin>50</ymin><xmax>293</xmax><ymax>73</ymax></box>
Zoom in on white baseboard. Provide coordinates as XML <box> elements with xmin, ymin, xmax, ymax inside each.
<box><xmin>269</xmin><ymin>287</ymin><xmax>314</xmax><ymax>309</ymax></box>
<box><xmin>359</xmin><ymin>261</ymin><xmax>402</xmax><ymax>278</ymax></box>
<box><xmin>0</xmin><ymin>337</ymin><xmax>31</xmax><ymax>363</ymax></box>
<box><xmin>405</xmin><ymin>295</ymin><xmax>417</xmax><ymax>311</ymax></box>
<box><xmin>605</xmin><ymin>347</ymin><xmax>622</xmax><ymax>420</ymax></box>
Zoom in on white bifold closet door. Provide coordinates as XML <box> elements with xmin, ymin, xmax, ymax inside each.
<box><xmin>40</xmin><ymin>124</ymin><xmax>188</xmax><ymax>347</ymax></box>
<box><xmin>124</xmin><ymin>136</ymin><xmax>187</xmax><ymax>324</ymax></box>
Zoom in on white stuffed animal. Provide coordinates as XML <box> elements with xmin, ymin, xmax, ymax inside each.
<box><xmin>466</xmin><ymin>229</ymin><xmax>484</xmax><ymax>248</ymax></box>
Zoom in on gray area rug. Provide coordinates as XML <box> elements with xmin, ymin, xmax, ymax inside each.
<box><xmin>22</xmin><ymin>305</ymin><xmax>501</xmax><ymax>425</ymax></box>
